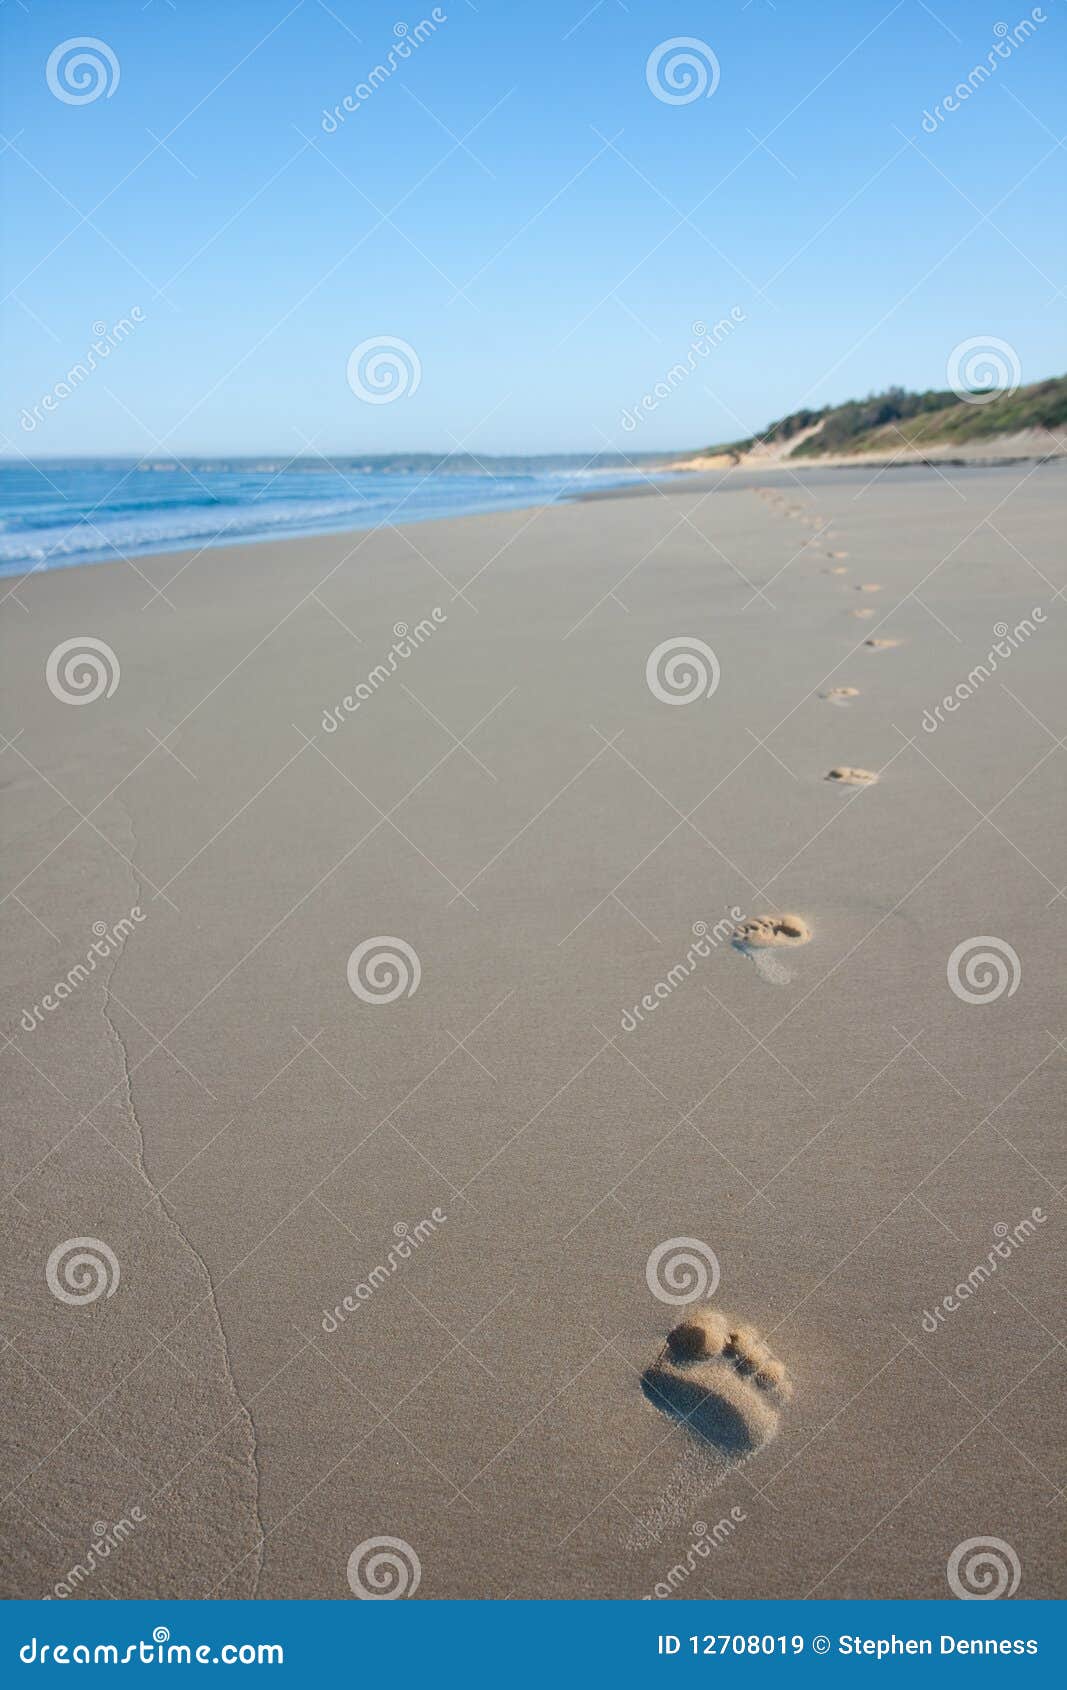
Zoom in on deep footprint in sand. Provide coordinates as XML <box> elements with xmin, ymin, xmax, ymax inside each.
<box><xmin>643</xmin><ymin>1307</ymin><xmax>792</xmax><ymax>1455</ymax></box>
<box><xmin>821</xmin><ymin>685</ymin><xmax>860</xmax><ymax>704</ymax></box>
<box><xmin>826</xmin><ymin>765</ymin><xmax>878</xmax><ymax>785</ymax></box>
<box><xmin>733</xmin><ymin>913</ymin><xmax>811</xmax><ymax>984</ymax></box>
<box><xmin>735</xmin><ymin>912</ymin><xmax>811</xmax><ymax>948</ymax></box>
<box><xmin>865</xmin><ymin>636</ymin><xmax>900</xmax><ymax>648</ymax></box>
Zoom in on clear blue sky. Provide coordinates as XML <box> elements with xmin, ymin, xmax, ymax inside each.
<box><xmin>3</xmin><ymin>0</ymin><xmax>1064</xmax><ymax>456</ymax></box>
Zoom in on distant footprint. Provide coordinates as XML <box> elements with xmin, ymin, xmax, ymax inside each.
<box><xmin>735</xmin><ymin>912</ymin><xmax>811</xmax><ymax>948</ymax></box>
<box><xmin>733</xmin><ymin>913</ymin><xmax>810</xmax><ymax>984</ymax></box>
<box><xmin>826</xmin><ymin>765</ymin><xmax>878</xmax><ymax>785</ymax></box>
<box><xmin>854</xmin><ymin>583</ymin><xmax>882</xmax><ymax>593</ymax></box>
<box><xmin>865</xmin><ymin>636</ymin><xmax>900</xmax><ymax>648</ymax></box>
<box><xmin>821</xmin><ymin>685</ymin><xmax>859</xmax><ymax>704</ymax></box>
<box><xmin>643</xmin><ymin>1307</ymin><xmax>793</xmax><ymax>1455</ymax></box>
<box><xmin>850</xmin><ymin>608</ymin><xmax>875</xmax><ymax>618</ymax></box>
<box><xmin>823</xmin><ymin>565</ymin><xmax>849</xmax><ymax>575</ymax></box>
<box><xmin>827</xmin><ymin>550</ymin><xmax>849</xmax><ymax>559</ymax></box>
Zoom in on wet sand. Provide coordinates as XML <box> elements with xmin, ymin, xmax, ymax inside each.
<box><xmin>1</xmin><ymin>460</ymin><xmax>1064</xmax><ymax>1599</ymax></box>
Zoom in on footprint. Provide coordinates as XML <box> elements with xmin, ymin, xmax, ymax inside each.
<box><xmin>821</xmin><ymin>685</ymin><xmax>859</xmax><ymax>704</ymax></box>
<box><xmin>733</xmin><ymin>913</ymin><xmax>810</xmax><ymax>983</ymax></box>
<box><xmin>865</xmin><ymin>636</ymin><xmax>900</xmax><ymax>648</ymax></box>
<box><xmin>854</xmin><ymin>583</ymin><xmax>882</xmax><ymax>593</ymax></box>
<box><xmin>849</xmin><ymin>608</ymin><xmax>875</xmax><ymax>618</ymax></box>
<box><xmin>827</xmin><ymin>550</ymin><xmax>849</xmax><ymax>559</ymax></box>
<box><xmin>823</xmin><ymin>565</ymin><xmax>849</xmax><ymax>575</ymax></box>
<box><xmin>826</xmin><ymin>765</ymin><xmax>878</xmax><ymax>785</ymax></box>
<box><xmin>643</xmin><ymin>1307</ymin><xmax>792</xmax><ymax>1455</ymax></box>
<box><xmin>735</xmin><ymin>912</ymin><xmax>811</xmax><ymax>947</ymax></box>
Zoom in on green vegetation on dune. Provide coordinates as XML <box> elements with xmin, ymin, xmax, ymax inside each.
<box><xmin>708</xmin><ymin>374</ymin><xmax>1067</xmax><ymax>460</ymax></box>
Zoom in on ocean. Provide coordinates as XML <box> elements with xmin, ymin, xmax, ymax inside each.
<box><xmin>0</xmin><ymin>455</ymin><xmax>673</xmax><ymax>578</ymax></box>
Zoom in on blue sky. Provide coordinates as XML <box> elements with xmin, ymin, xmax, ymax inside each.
<box><xmin>2</xmin><ymin>0</ymin><xmax>1064</xmax><ymax>456</ymax></box>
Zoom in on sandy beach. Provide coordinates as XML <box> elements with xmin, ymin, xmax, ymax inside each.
<box><xmin>2</xmin><ymin>461</ymin><xmax>1064</xmax><ymax>1601</ymax></box>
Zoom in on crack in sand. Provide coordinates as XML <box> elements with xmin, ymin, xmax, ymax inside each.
<box><xmin>101</xmin><ymin>799</ymin><xmax>266</xmax><ymax>1596</ymax></box>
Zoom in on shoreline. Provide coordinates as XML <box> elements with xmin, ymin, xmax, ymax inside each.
<box><xmin>7</xmin><ymin>452</ymin><xmax>1065</xmax><ymax>583</ymax></box>
<box><xmin>0</xmin><ymin>465</ymin><xmax>687</xmax><ymax>584</ymax></box>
